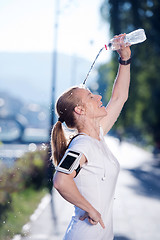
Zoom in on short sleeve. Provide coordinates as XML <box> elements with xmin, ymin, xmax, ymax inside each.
<box><xmin>68</xmin><ymin>136</ymin><xmax>91</xmax><ymax>163</ymax></box>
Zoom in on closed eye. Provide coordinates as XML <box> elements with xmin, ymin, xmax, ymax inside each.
<box><xmin>90</xmin><ymin>93</ymin><xmax>95</xmax><ymax>99</ymax></box>
<box><xmin>87</xmin><ymin>92</ymin><xmax>93</xmax><ymax>98</ymax></box>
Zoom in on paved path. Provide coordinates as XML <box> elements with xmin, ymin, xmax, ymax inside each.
<box><xmin>19</xmin><ymin>136</ymin><xmax>160</xmax><ymax>240</ymax></box>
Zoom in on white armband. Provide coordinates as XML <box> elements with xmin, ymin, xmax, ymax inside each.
<box><xmin>56</xmin><ymin>149</ymin><xmax>82</xmax><ymax>174</ymax></box>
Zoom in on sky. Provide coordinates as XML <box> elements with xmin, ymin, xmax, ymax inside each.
<box><xmin>0</xmin><ymin>0</ymin><xmax>111</xmax><ymax>62</ymax></box>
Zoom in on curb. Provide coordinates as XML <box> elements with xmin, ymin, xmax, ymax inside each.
<box><xmin>12</xmin><ymin>194</ymin><xmax>51</xmax><ymax>240</ymax></box>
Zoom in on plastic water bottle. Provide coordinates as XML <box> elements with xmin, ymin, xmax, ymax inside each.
<box><xmin>105</xmin><ymin>29</ymin><xmax>147</xmax><ymax>51</ymax></box>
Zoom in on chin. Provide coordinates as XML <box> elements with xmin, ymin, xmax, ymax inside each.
<box><xmin>100</xmin><ymin>106</ymin><xmax>107</xmax><ymax>114</ymax></box>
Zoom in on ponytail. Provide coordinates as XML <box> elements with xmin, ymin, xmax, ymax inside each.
<box><xmin>50</xmin><ymin>86</ymin><xmax>83</xmax><ymax>166</ymax></box>
<box><xmin>51</xmin><ymin>121</ymin><xmax>67</xmax><ymax>166</ymax></box>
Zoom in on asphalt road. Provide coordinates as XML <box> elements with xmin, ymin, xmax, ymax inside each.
<box><xmin>18</xmin><ymin>136</ymin><xmax>160</xmax><ymax>240</ymax></box>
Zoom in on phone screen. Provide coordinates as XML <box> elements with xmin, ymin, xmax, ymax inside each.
<box><xmin>59</xmin><ymin>155</ymin><xmax>77</xmax><ymax>170</ymax></box>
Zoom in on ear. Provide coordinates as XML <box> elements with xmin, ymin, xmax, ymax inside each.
<box><xmin>74</xmin><ymin>105</ymin><xmax>85</xmax><ymax>115</ymax></box>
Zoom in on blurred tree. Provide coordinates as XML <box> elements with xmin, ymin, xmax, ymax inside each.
<box><xmin>98</xmin><ymin>0</ymin><xmax>160</xmax><ymax>147</ymax></box>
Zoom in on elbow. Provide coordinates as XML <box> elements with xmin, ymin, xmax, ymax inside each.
<box><xmin>53</xmin><ymin>173</ymin><xmax>65</xmax><ymax>191</ymax></box>
<box><xmin>123</xmin><ymin>93</ymin><xmax>128</xmax><ymax>103</ymax></box>
<box><xmin>113</xmin><ymin>93</ymin><xmax>128</xmax><ymax>105</ymax></box>
<box><xmin>112</xmin><ymin>90</ymin><xmax>129</xmax><ymax>104</ymax></box>
<box><xmin>53</xmin><ymin>177</ymin><xmax>61</xmax><ymax>190</ymax></box>
<box><xmin>120</xmin><ymin>91</ymin><xmax>128</xmax><ymax>103</ymax></box>
<box><xmin>53</xmin><ymin>178</ymin><xmax>60</xmax><ymax>190</ymax></box>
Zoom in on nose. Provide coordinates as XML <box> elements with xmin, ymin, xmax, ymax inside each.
<box><xmin>96</xmin><ymin>95</ymin><xmax>102</xmax><ymax>101</ymax></box>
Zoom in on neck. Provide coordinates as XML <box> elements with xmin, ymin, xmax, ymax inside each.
<box><xmin>77</xmin><ymin>119</ymin><xmax>101</xmax><ymax>140</ymax></box>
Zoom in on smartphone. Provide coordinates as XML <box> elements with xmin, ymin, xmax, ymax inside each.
<box><xmin>56</xmin><ymin>149</ymin><xmax>82</xmax><ymax>174</ymax></box>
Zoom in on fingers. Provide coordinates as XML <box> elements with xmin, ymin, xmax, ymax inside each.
<box><xmin>113</xmin><ymin>33</ymin><xmax>127</xmax><ymax>48</ymax></box>
<box><xmin>88</xmin><ymin>217</ymin><xmax>97</xmax><ymax>225</ymax></box>
<box><xmin>80</xmin><ymin>213</ymin><xmax>105</xmax><ymax>229</ymax></box>
<box><xmin>99</xmin><ymin>218</ymin><xmax>105</xmax><ymax>229</ymax></box>
<box><xmin>79</xmin><ymin>212</ymin><xmax>88</xmax><ymax>221</ymax></box>
<box><xmin>88</xmin><ymin>217</ymin><xmax>105</xmax><ymax>229</ymax></box>
<box><xmin>113</xmin><ymin>33</ymin><xmax>126</xmax><ymax>39</ymax></box>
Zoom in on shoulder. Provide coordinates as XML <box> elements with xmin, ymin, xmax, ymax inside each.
<box><xmin>68</xmin><ymin>135</ymin><xmax>92</xmax><ymax>161</ymax></box>
<box><xmin>69</xmin><ymin>134</ymin><xmax>91</xmax><ymax>147</ymax></box>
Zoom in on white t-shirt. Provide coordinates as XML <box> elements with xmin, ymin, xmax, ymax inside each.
<box><xmin>63</xmin><ymin>128</ymin><xmax>120</xmax><ymax>240</ymax></box>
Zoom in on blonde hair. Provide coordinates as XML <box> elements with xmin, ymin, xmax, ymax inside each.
<box><xmin>51</xmin><ymin>87</ymin><xmax>83</xmax><ymax>166</ymax></box>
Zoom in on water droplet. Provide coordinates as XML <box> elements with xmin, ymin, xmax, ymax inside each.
<box><xmin>28</xmin><ymin>143</ymin><xmax>37</xmax><ymax>152</ymax></box>
<box><xmin>41</xmin><ymin>143</ymin><xmax>47</xmax><ymax>150</ymax></box>
<box><xmin>3</xmin><ymin>221</ymin><xmax>5</xmax><ymax>224</ymax></box>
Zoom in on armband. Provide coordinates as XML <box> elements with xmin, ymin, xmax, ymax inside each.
<box><xmin>56</xmin><ymin>149</ymin><xmax>82</xmax><ymax>175</ymax></box>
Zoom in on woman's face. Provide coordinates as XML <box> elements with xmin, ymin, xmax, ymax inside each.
<box><xmin>76</xmin><ymin>88</ymin><xmax>107</xmax><ymax>120</ymax></box>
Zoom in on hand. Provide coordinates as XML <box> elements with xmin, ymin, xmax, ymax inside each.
<box><xmin>114</xmin><ymin>33</ymin><xmax>131</xmax><ymax>60</ymax></box>
<box><xmin>79</xmin><ymin>208</ymin><xmax>105</xmax><ymax>229</ymax></box>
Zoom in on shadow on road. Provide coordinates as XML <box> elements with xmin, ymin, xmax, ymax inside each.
<box><xmin>125</xmin><ymin>159</ymin><xmax>160</xmax><ymax>199</ymax></box>
<box><xmin>114</xmin><ymin>235</ymin><xmax>132</xmax><ymax>240</ymax></box>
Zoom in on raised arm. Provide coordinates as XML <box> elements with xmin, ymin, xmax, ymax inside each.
<box><xmin>100</xmin><ymin>34</ymin><xmax>131</xmax><ymax>135</ymax></box>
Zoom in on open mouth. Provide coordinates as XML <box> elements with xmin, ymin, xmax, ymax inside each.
<box><xmin>99</xmin><ymin>102</ymin><xmax>103</xmax><ymax>108</ymax></box>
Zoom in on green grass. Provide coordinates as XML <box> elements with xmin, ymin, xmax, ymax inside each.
<box><xmin>0</xmin><ymin>187</ymin><xmax>48</xmax><ymax>240</ymax></box>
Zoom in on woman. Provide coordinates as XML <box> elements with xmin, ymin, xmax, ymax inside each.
<box><xmin>51</xmin><ymin>34</ymin><xmax>131</xmax><ymax>240</ymax></box>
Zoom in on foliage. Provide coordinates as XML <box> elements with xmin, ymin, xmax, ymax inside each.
<box><xmin>0</xmin><ymin>149</ymin><xmax>49</xmax><ymax>222</ymax></box>
<box><xmin>99</xmin><ymin>0</ymin><xmax>160</xmax><ymax>147</ymax></box>
<box><xmin>0</xmin><ymin>187</ymin><xmax>47</xmax><ymax>240</ymax></box>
